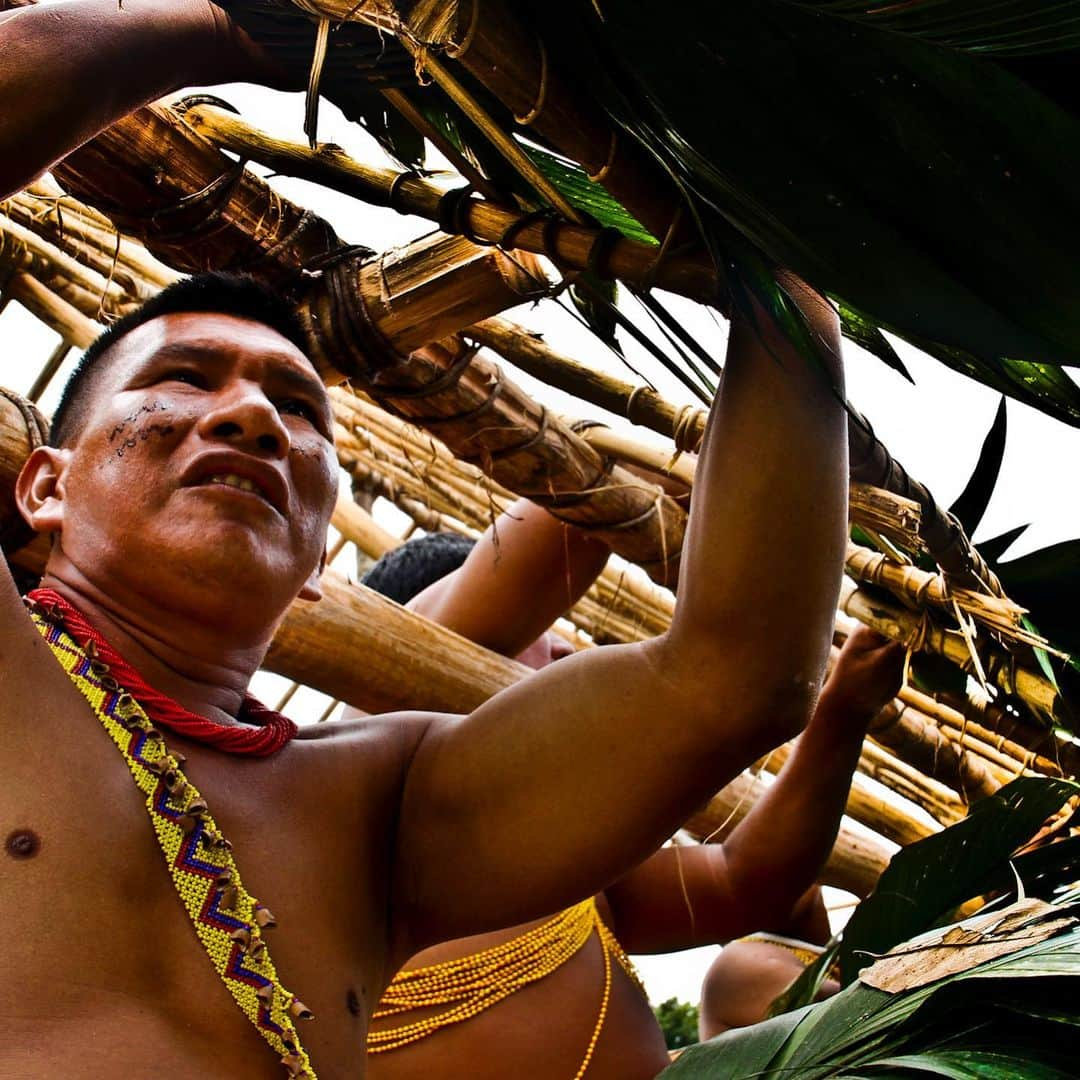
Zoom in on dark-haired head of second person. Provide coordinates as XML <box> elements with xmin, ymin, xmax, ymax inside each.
<box><xmin>15</xmin><ymin>273</ymin><xmax>337</xmax><ymax>689</ymax></box>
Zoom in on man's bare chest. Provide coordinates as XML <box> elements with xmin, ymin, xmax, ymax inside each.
<box><xmin>0</xmin><ymin>702</ymin><xmax>405</xmax><ymax>1076</ymax></box>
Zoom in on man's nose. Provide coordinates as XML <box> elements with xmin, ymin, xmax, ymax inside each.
<box><xmin>195</xmin><ymin>383</ymin><xmax>290</xmax><ymax>457</ymax></box>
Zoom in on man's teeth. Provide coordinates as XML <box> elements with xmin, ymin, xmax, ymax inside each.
<box><xmin>207</xmin><ymin>473</ymin><xmax>261</xmax><ymax>495</ymax></box>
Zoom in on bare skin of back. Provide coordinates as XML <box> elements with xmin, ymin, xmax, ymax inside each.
<box><xmin>1</xmin><ymin>3</ymin><xmax>851</xmax><ymax>1076</ymax></box>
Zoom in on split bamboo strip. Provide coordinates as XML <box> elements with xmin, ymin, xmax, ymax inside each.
<box><xmin>179</xmin><ymin>103</ymin><xmax>718</xmax><ymax>303</ymax></box>
<box><xmin>857</xmin><ymin>739</ymin><xmax>966</xmax><ymax>827</ymax></box>
<box><xmin>839</xmin><ymin>578</ymin><xmax>1058</xmax><ymax>716</ymax></box>
<box><xmin>6</xmin><ymin>185</ymin><xmax>179</xmax><ymax>293</ymax></box>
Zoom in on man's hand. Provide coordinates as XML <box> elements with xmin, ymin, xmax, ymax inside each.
<box><xmin>823</xmin><ymin>626</ymin><xmax>905</xmax><ymax>727</ymax></box>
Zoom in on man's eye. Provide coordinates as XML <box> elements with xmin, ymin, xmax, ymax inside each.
<box><xmin>278</xmin><ymin>399</ymin><xmax>318</xmax><ymax>424</ymax></box>
<box><xmin>162</xmin><ymin>370</ymin><xmax>207</xmax><ymax>388</ymax></box>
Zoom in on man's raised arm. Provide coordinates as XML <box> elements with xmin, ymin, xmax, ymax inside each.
<box><xmin>0</xmin><ymin>0</ymin><xmax>282</xmax><ymax>200</ymax></box>
<box><xmin>391</xmin><ymin>275</ymin><xmax>849</xmax><ymax>958</ymax></box>
<box><xmin>602</xmin><ymin>626</ymin><xmax>905</xmax><ymax>954</ymax></box>
<box><xmin>408</xmin><ymin>499</ymin><xmax>609</xmax><ymax>661</ymax></box>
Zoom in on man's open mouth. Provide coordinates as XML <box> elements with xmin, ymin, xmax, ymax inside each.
<box><xmin>204</xmin><ymin>473</ymin><xmax>268</xmax><ymax>498</ymax></box>
<box><xmin>182</xmin><ymin>453</ymin><xmax>289</xmax><ymax>515</ymax></box>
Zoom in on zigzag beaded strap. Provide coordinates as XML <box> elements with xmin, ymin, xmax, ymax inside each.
<box><xmin>369</xmin><ymin>897</ymin><xmax>646</xmax><ymax>1079</ymax></box>
<box><xmin>30</xmin><ymin>606</ymin><xmax>317</xmax><ymax>1079</ymax></box>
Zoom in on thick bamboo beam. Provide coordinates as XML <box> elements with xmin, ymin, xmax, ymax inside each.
<box><xmin>178</xmin><ymin>103</ymin><xmax>719</xmax><ymax>304</ymax></box>
<box><xmin>400</xmin><ymin>0</ymin><xmax>689</xmax><ymax>244</ymax></box>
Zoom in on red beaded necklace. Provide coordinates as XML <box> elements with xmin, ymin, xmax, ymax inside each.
<box><xmin>28</xmin><ymin>587</ymin><xmax>298</xmax><ymax>757</ymax></box>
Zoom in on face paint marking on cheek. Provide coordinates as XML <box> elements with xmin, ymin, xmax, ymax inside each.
<box><xmin>114</xmin><ymin>423</ymin><xmax>176</xmax><ymax>458</ymax></box>
<box><xmin>107</xmin><ymin>400</ymin><xmax>169</xmax><ymax>444</ymax></box>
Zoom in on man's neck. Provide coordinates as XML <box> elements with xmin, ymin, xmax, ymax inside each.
<box><xmin>38</xmin><ymin>564</ymin><xmax>272</xmax><ymax>727</ymax></box>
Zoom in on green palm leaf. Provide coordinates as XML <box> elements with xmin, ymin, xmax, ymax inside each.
<box><xmin>524</xmin><ymin>0</ymin><xmax>1080</xmax><ymax>423</ymax></box>
<box><xmin>797</xmin><ymin>3</ymin><xmax>1080</xmax><ymax>56</ymax></box>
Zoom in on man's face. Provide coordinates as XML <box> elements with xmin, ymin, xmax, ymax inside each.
<box><xmin>49</xmin><ymin>312</ymin><xmax>338</xmax><ymax>625</ymax></box>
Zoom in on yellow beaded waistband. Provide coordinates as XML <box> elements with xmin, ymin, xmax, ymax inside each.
<box><xmin>33</xmin><ymin>609</ymin><xmax>317</xmax><ymax>1079</ymax></box>
<box><xmin>736</xmin><ymin>931</ymin><xmax>825</xmax><ymax>969</ymax></box>
<box><xmin>369</xmin><ymin>898</ymin><xmax>644</xmax><ymax>1078</ymax></box>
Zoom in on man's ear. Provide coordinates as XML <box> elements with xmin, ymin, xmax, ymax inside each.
<box><xmin>14</xmin><ymin>446</ymin><xmax>71</xmax><ymax>537</ymax></box>
<box><xmin>298</xmin><ymin>544</ymin><xmax>327</xmax><ymax>602</ymax></box>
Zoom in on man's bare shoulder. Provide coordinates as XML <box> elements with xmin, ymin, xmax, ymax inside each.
<box><xmin>0</xmin><ymin>572</ymin><xmax>92</xmax><ymax>723</ymax></box>
<box><xmin>293</xmin><ymin>707</ymin><xmax>461</xmax><ymax>767</ymax></box>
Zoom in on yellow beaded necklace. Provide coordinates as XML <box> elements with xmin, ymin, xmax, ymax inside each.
<box><xmin>369</xmin><ymin>897</ymin><xmax>645</xmax><ymax>1078</ymax></box>
<box><xmin>33</xmin><ymin>607</ymin><xmax>317</xmax><ymax>1079</ymax></box>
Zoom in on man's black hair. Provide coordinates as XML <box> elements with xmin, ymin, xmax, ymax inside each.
<box><xmin>49</xmin><ymin>272</ymin><xmax>310</xmax><ymax>448</ymax></box>
<box><xmin>362</xmin><ymin>532</ymin><xmax>475</xmax><ymax>605</ymax></box>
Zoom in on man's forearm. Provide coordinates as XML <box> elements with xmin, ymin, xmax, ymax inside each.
<box><xmin>658</xmin><ymin>275</ymin><xmax>847</xmax><ymax>740</ymax></box>
<box><xmin>411</xmin><ymin>499</ymin><xmax>609</xmax><ymax>658</ymax></box>
<box><xmin>0</xmin><ymin>0</ymin><xmax>244</xmax><ymax>199</ymax></box>
<box><xmin>721</xmin><ymin>684</ymin><xmax>868</xmax><ymax>930</ymax></box>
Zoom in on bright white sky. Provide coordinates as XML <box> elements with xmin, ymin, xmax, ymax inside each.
<box><xmin>4</xmin><ymin>79</ymin><xmax>1079</xmax><ymax>1009</ymax></box>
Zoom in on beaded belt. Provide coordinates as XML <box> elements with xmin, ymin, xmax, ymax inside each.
<box><xmin>32</xmin><ymin>605</ymin><xmax>317</xmax><ymax>1078</ymax></box>
<box><xmin>369</xmin><ymin>897</ymin><xmax>645</xmax><ymax>1079</ymax></box>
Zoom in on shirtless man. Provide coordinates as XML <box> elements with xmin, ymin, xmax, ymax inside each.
<box><xmin>1</xmin><ymin>3</ymin><xmax>849</xmax><ymax>1075</ymax></box>
<box><xmin>356</xmin><ymin>510</ymin><xmax>902</xmax><ymax>1078</ymax></box>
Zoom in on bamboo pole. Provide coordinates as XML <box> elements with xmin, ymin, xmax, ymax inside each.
<box><xmin>898</xmin><ymin>684</ymin><xmax>1071</xmax><ymax>780</ymax></box>
<box><xmin>0</xmin><ymin>213</ymin><xmax>137</xmax><ymax>319</ymax></box>
<box><xmin>5</xmin><ymin>185</ymin><xmax>178</xmax><ymax>294</ymax></box>
<box><xmin>857</xmin><ymin>739</ymin><xmax>966</xmax><ymax>827</ymax></box>
<box><xmin>178</xmin><ymin>103</ymin><xmax>719</xmax><ymax>303</ymax></box>
<box><xmin>839</xmin><ymin>578</ymin><xmax>1059</xmax><ymax>717</ymax></box>
<box><xmin>401</xmin><ymin>0</ymin><xmax>690</xmax><ymax>245</ymax></box>
<box><xmin>868</xmin><ymin>702</ymin><xmax>1008</xmax><ymax>803</ymax></box>
<box><xmin>6</xmin><ymin>273</ymin><xmax>97</xmax><ymax>349</ymax></box>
